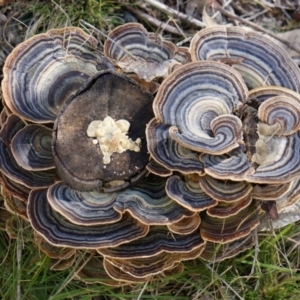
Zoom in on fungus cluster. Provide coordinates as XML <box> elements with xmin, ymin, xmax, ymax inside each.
<box><xmin>1</xmin><ymin>24</ymin><xmax>300</xmax><ymax>284</ymax></box>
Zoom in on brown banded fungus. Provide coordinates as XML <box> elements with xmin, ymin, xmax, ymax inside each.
<box><xmin>2</xmin><ymin>27</ymin><xmax>113</xmax><ymax>123</ymax></box>
<box><xmin>2</xmin><ymin>23</ymin><xmax>300</xmax><ymax>284</ymax></box>
<box><xmin>190</xmin><ymin>25</ymin><xmax>300</xmax><ymax>91</ymax></box>
<box><xmin>104</xmin><ymin>23</ymin><xmax>190</xmax><ymax>82</ymax></box>
<box><xmin>0</xmin><ymin>25</ymin><xmax>208</xmax><ymax>284</ymax></box>
<box><xmin>146</xmin><ymin>25</ymin><xmax>300</xmax><ymax>260</ymax></box>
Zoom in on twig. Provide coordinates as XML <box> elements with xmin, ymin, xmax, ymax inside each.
<box><xmin>176</xmin><ymin>36</ymin><xmax>192</xmax><ymax>47</ymax></box>
<box><xmin>172</xmin><ymin>18</ymin><xmax>187</xmax><ymax>38</ymax></box>
<box><xmin>125</xmin><ymin>5</ymin><xmax>183</xmax><ymax>36</ymax></box>
<box><xmin>244</xmin><ymin>8</ymin><xmax>269</xmax><ymax>21</ymax></box>
<box><xmin>143</xmin><ymin>0</ymin><xmax>205</xmax><ymax>28</ymax></box>
<box><xmin>217</xmin><ymin>6</ymin><xmax>300</xmax><ymax>54</ymax></box>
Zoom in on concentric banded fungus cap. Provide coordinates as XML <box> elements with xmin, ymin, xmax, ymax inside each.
<box><xmin>190</xmin><ymin>26</ymin><xmax>300</xmax><ymax>91</ymax></box>
<box><xmin>200</xmin><ymin>235</ymin><xmax>254</xmax><ymax>262</ymax></box>
<box><xmin>245</xmin><ymin>94</ymin><xmax>300</xmax><ymax>184</ymax></box>
<box><xmin>200</xmin><ymin>200</ymin><xmax>260</xmax><ymax>243</ymax></box>
<box><xmin>104</xmin><ymin>23</ymin><xmax>179</xmax><ymax>81</ymax></box>
<box><xmin>114</xmin><ymin>175</ymin><xmax>195</xmax><ymax>225</ymax></box>
<box><xmin>104</xmin><ymin>249</ymin><xmax>204</xmax><ymax>279</ymax></box>
<box><xmin>251</xmin><ymin>182</ymin><xmax>292</xmax><ymax>200</ymax></box>
<box><xmin>2</xmin><ymin>27</ymin><xmax>113</xmax><ymax>123</ymax></box>
<box><xmin>165</xmin><ymin>175</ymin><xmax>217</xmax><ymax>211</ymax></box>
<box><xmin>103</xmin><ymin>259</ymin><xmax>150</xmax><ymax>283</ymax></box>
<box><xmin>27</xmin><ymin>188</ymin><xmax>149</xmax><ymax>249</ymax></box>
<box><xmin>53</xmin><ymin>70</ymin><xmax>154</xmax><ymax>191</ymax></box>
<box><xmin>275</xmin><ymin>178</ymin><xmax>300</xmax><ymax>210</ymax></box>
<box><xmin>257</xmin><ymin>96</ymin><xmax>300</xmax><ymax>136</ymax></box>
<box><xmin>0</xmin><ymin>114</ymin><xmax>57</xmax><ymax>189</ymax></box>
<box><xmin>98</xmin><ymin>225</ymin><xmax>205</xmax><ymax>259</ymax></box>
<box><xmin>75</xmin><ymin>256</ymin><xmax>127</xmax><ymax>286</ymax></box>
<box><xmin>11</xmin><ymin>124</ymin><xmax>54</xmax><ymax>171</ymax></box>
<box><xmin>33</xmin><ymin>231</ymin><xmax>76</xmax><ymax>260</ymax></box>
<box><xmin>146</xmin><ymin>119</ymin><xmax>205</xmax><ymax>175</ymax></box>
<box><xmin>147</xmin><ymin>61</ymin><xmax>248</xmax><ymax>158</ymax></box>
<box><xmin>199</xmin><ymin>175</ymin><xmax>253</xmax><ymax>202</ymax></box>
<box><xmin>167</xmin><ymin>214</ymin><xmax>201</xmax><ymax>235</ymax></box>
<box><xmin>200</xmin><ymin>147</ymin><xmax>252</xmax><ymax>181</ymax></box>
<box><xmin>248</xmin><ymin>86</ymin><xmax>300</xmax><ymax>107</ymax></box>
<box><xmin>47</xmin><ymin>175</ymin><xmax>195</xmax><ymax>227</ymax></box>
<box><xmin>47</xmin><ymin>182</ymin><xmax>121</xmax><ymax>226</ymax></box>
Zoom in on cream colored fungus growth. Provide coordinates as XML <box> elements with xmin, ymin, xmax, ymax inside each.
<box><xmin>87</xmin><ymin>116</ymin><xmax>141</xmax><ymax>164</ymax></box>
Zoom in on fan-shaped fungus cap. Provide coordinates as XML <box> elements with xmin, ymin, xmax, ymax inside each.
<box><xmin>199</xmin><ymin>175</ymin><xmax>253</xmax><ymax>202</ymax></box>
<box><xmin>3</xmin><ymin>192</ymin><xmax>28</xmax><ymax>220</ymax></box>
<box><xmin>104</xmin><ymin>23</ymin><xmax>179</xmax><ymax>82</ymax></box>
<box><xmin>251</xmin><ymin>182</ymin><xmax>291</xmax><ymax>200</ymax></box>
<box><xmin>200</xmin><ymin>147</ymin><xmax>252</xmax><ymax>181</ymax></box>
<box><xmin>27</xmin><ymin>188</ymin><xmax>149</xmax><ymax>249</ymax></box>
<box><xmin>52</xmin><ymin>70</ymin><xmax>153</xmax><ymax>191</ymax></box>
<box><xmin>146</xmin><ymin>119</ymin><xmax>204</xmax><ymax>175</ymax></box>
<box><xmin>200</xmin><ymin>200</ymin><xmax>260</xmax><ymax>243</ymax></box>
<box><xmin>2</xmin><ymin>27</ymin><xmax>113</xmax><ymax>123</ymax></box>
<box><xmin>0</xmin><ymin>114</ymin><xmax>57</xmax><ymax>189</ymax></box>
<box><xmin>165</xmin><ymin>175</ymin><xmax>217</xmax><ymax>211</ymax></box>
<box><xmin>148</xmin><ymin>61</ymin><xmax>247</xmax><ymax>157</ymax></box>
<box><xmin>47</xmin><ymin>182</ymin><xmax>121</xmax><ymax>226</ymax></box>
<box><xmin>167</xmin><ymin>214</ymin><xmax>201</xmax><ymax>235</ymax></box>
<box><xmin>75</xmin><ymin>256</ymin><xmax>128</xmax><ymax>286</ymax></box>
<box><xmin>114</xmin><ymin>175</ymin><xmax>195</xmax><ymax>225</ymax></box>
<box><xmin>104</xmin><ymin>249</ymin><xmax>204</xmax><ymax>279</ymax></box>
<box><xmin>206</xmin><ymin>196</ymin><xmax>252</xmax><ymax>218</ymax></box>
<box><xmin>33</xmin><ymin>231</ymin><xmax>76</xmax><ymax>260</ymax></box>
<box><xmin>248</xmin><ymin>105</ymin><xmax>300</xmax><ymax>184</ymax></box>
<box><xmin>109</xmin><ymin>245</ymin><xmax>204</xmax><ymax>279</ymax></box>
<box><xmin>0</xmin><ymin>172</ymin><xmax>30</xmax><ymax>203</ymax></box>
<box><xmin>257</xmin><ymin>96</ymin><xmax>300</xmax><ymax>136</ymax></box>
<box><xmin>98</xmin><ymin>225</ymin><xmax>205</xmax><ymax>259</ymax></box>
<box><xmin>190</xmin><ymin>26</ymin><xmax>300</xmax><ymax>91</ymax></box>
<box><xmin>274</xmin><ymin>178</ymin><xmax>300</xmax><ymax>210</ymax></box>
<box><xmin>248</xmin><ymin>86</ymin><xmax>300</xmax><ymax>108</ymax></box>
<box><xmin>11</xmin><ymin>124</ymin><xmax>54</xmax><ymax>171</ymax></box>
<box><xmin>200</xmin><ymin>235</ymin><xmax>254</xmax><ymax>262</ymax></box>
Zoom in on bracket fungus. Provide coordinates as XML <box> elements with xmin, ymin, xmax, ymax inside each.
<box><xmin>190</xmin><ymin>25</ymin><xmax>300</xmax><ymax>91</ymax></box>
<box><xmin>2</xmin><ymin>23</ymin><xmax>300</xmax><ymax>285</ymax></box>
<box><xmin>104</xmin><ymin>23</ymin><xmax>190</xmax><ymax>82</ymax></box>
<box><xmin>145</xmin><ymin>25</ymin><xmax>300</xmax><ymax>273</ymax></box>
<box><xmin>2</xmin><ymin>27</ymin><xmax>113</xmax><ymax>123</ymax></box>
